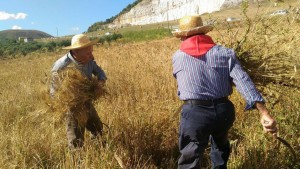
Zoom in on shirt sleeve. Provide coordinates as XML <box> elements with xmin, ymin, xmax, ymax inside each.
<box><xmin>49</xmin><ymin>55</ymin><xmax>70</xmax><ymax>97</ymax></box>
<box><xmin>92</xmin><ymin>61</ymin><xmax>107</xmax><ymax>81</ymax></box>
<box><xmin>49</xmin><ymin>71</ymin><xmax>61</xmax><ymax>97</ymax></box>
<box><xmin>172</xmin><ymin>50</ymin><xmax>182</xmax><ymax>78</ymax></box>
<box><xmin>228</xmin><ymin>50</ymin><xmax>264</xmax><ymax>110</ymax></box>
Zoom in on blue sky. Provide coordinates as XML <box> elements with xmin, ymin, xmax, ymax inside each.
<box><xmin>0</xmin><ymin>0</ymin><xmax>135</xmax><ymax>36</ymax></box>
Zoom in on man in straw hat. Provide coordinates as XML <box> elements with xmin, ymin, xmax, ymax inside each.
<box><xmin>172</xmin><ymin>15</ymin><xmax>277</xmax><ymax>168</ymax></box>
<box><xmin>50</xmin><ymin>34</ymin><xmax>107</xmax><ymax>149</ymax></box>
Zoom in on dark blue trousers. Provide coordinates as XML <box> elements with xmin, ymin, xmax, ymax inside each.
<box><xmin>178</xmin><ymin>100</ymin><xmax>235</xmax><ymax>169</ymax></box>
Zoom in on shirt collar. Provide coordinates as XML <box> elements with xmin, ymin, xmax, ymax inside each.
<box><xmin>67</xmin><ymin>51</ymin><xmax>81</xmax><ymax>65</ymax></box>
<box><xmin>180</xmin><ymin>35</ymin><xmax>216</xmax><ymax>57</ymax></box>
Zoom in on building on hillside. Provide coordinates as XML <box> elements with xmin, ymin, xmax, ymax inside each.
<box><xmin>18</xmin><ymin>37</ymin><xmax>34</xmax><ymax>43</ymax></box>
<box><xmin>104</xmin><ymin>32</ymin><xmax>111</xmax><ymax>36</ymax></box>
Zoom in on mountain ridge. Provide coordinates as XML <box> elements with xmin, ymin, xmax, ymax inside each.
<box><xmin>0</xmin><ymin>29</ymin><xmax>53</xmax><ymax>40</ymax></box>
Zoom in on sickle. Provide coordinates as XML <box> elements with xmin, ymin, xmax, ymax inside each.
<box><xmin>276</xmin><ymin>136</ymin><xmax>298</xmax><ymax>167</ymax></box>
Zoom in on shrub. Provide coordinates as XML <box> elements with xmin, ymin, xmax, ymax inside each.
<box><xmin>0</xmin><ymin>39</ymin><xmax>71</xmax><ymax>58</ymax></box>
<box><xmin>97</xmin><ymin>33</ymin><xmax>123</xmax><ymax>44</ymax></box>
<box><xmin>121</xmin><ymin>28</ymin><xmax>172</xmax><ymax>42</ymax></box>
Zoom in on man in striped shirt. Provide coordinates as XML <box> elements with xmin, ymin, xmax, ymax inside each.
<box><xmin>50</xmin><ymin>34</ymin><xmax>107</xmax><ymax>150</ymax></box>
<box><xmin>172</xmin><ymin>15</ymin><xmax>277</xmax><ymax>169</ymax></box>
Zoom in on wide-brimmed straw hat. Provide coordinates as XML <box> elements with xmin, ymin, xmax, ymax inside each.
<box><xmin>172</xmin><ymin>15</ymin><xmax>213</xmax><ymax>38</ymax></box>
<box><xmin>62</xmin><ymin>34</ymin><xmax>98</xmax><ymax>50</ymax></box>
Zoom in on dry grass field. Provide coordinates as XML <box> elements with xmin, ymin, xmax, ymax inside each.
<box><xmin>0</xmin><ymin>1</ymin><xmax>300</xmax><ymax>169</ymax></box>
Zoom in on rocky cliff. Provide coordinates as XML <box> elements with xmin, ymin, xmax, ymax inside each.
<box><xmin>111</xmin><ymin>0</ymin><xmax>244</xmax><ymax>27</ymax></box>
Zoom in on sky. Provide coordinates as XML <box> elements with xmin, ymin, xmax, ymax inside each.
<box><xmin>0</xmin><ymin>0</ymin><xmax>135</xmax><ymax>37</ymax></box>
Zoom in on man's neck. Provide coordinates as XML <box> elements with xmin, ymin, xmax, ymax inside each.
<box><xmin>70</xmin><ymin>50</ymin><xmax>80</xmax><ymax>63</ymax></box>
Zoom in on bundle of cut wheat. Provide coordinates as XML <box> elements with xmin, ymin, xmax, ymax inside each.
<box><xmin>47</xmin><ymin>68</ymin><xmax>107</xmax><ymax>124</ymax></box>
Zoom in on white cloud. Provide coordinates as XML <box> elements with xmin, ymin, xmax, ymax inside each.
<box><xmin>15</xmin><ymin>13</ymin><xmax>27</xmax><ymax>19</ymax></box>
<box><xmin>0</xmin><ymin>11</ymin><xmax>27</xmax><ymax>20</ymax></box>
<box><xmin>12</xmin><ymin>25</ymin><xmax>22</xmax><ymax>30</ymax></box>
<box><xmin>72</xmin><ymin>27</ymin><xmax>80</xmax><ymax>31</ymax></box>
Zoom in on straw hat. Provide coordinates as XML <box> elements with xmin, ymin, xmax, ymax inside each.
<box><xmin>62</xmin><ymin>34</ymin><xmax>98</xmax><ymax>50</ymax></box>
<box><xmin>172</xmin><ymin>15</ymin><xmax>213</xmax><ymax>38</ymax></box>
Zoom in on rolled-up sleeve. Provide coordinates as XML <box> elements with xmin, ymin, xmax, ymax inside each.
<box><xmin>229</xmin><ymin>51</ymin><xmax>264</xmax><ymax>110</ymax></box>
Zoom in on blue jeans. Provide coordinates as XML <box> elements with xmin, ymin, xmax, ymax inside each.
<box><xmin>178</xmin><ymin>100</ymin><xmax>235</xmax><ymax>169</ymax></box>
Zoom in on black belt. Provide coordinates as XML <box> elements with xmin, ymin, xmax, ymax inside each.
<box><xmin>184</xmin><ymin>97</ymin><xmax>228</xmax><ymax>106</ymax></box>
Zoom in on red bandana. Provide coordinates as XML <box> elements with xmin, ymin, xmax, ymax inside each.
<box><xmin>180</xmin><ymin>35</ymin><xmax>216</xmax><ymax>57</ymax></box>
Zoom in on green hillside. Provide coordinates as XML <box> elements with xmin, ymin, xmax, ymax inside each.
<box><xmin>0</xmin><ymin>29</ymin><xmax>53</xmax><ymax>40</ymax></box>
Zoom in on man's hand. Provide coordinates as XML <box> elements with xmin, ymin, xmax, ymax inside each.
<box><xmin>260</xmin><ymin>113</ymin><xmax>277</xmax><ymax>137</ymax></box>
<box><xmin>256</xmin><ymin>102</ymin><xmax>278</xmax><ymax>137</ymax></box>
<box><xmin>98</xmin><ymin>80</ymin><xmax>106</xmax><ymax>88</ymax></box>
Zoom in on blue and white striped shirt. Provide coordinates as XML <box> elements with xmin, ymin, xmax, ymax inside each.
<box><xmin>172</xmin><ymin>45</ymin><xmax>264</xmax><ymax>110</ymax></box>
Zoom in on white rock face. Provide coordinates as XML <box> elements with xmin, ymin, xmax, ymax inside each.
<box><xmin>113</xmin><ymin>0</ymin><xmax>243</xmax><ymax>27</ymax></box>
